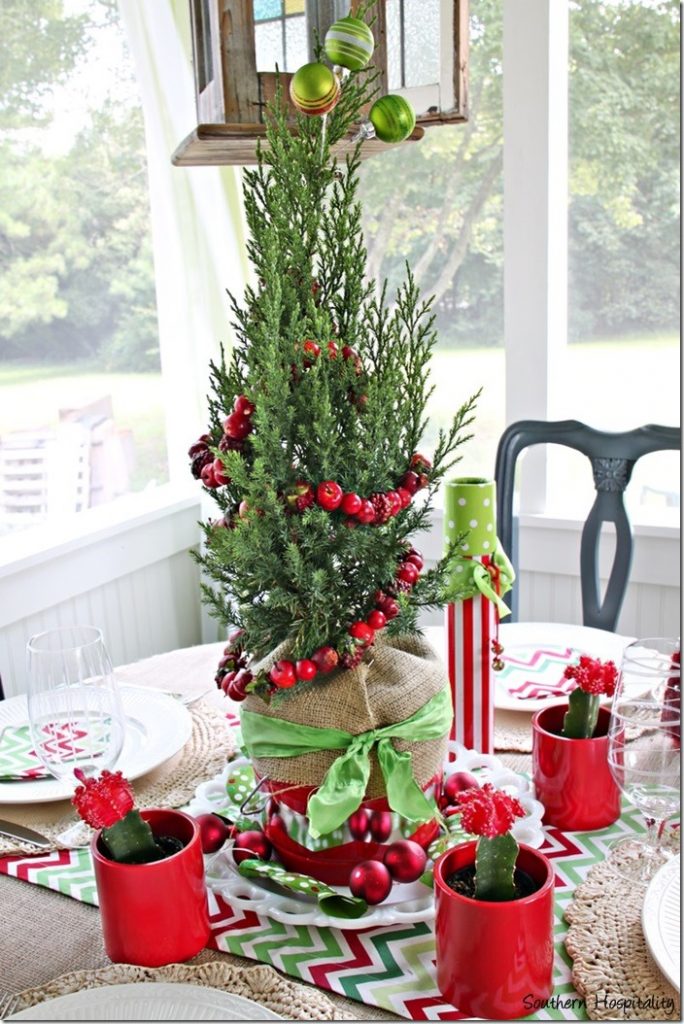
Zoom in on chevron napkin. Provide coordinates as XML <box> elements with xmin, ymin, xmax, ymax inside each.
<box><xmin>0</xmin><ymin>724</ymin><xmax>51</xmax><ymax>781</ymax></box>
<box><xmin>497</xmin><ymin>645</ymin><xmax>580</xmax><ymax>700</ymax></box>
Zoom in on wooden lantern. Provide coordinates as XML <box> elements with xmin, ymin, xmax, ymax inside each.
<box><xmin>173</xmin><ymin>0</ymin><xmax>469</xmax><ymax>166</ymax></box>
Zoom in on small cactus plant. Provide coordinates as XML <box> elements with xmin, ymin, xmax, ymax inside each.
<box><xmin>560</xmin><ymin>656</ymin><xmax>618</xmax><ymax>739</ymax></box>
<box><xmin>72</xmin><ymin>769</ymin><xmax>173</xmax><ymax>864</ymax></box>
<box><xmin>453</xmin><ymin>783</ymin><xmax>525</xmax><ymax>901</ymax></box>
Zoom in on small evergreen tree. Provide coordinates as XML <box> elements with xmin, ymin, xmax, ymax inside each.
<box><xmin>189</xmin><ymin>50</ymin><xmax>477</xmax><ymax>701</ymax></box>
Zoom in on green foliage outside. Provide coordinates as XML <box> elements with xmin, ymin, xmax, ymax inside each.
<box><xmin>359</xmin><ymin>0</ymin><xmax>680</xmax><ymax>347</ymax></box>
<box><xmin>0</xmin><ymin>0</ymin><xmax>678</xmax><ymax>373</ymax></box>
<box><xmin>0</xmin><ymin>0</ymin><xmax>158</xmax><ymax>371</ymax></box>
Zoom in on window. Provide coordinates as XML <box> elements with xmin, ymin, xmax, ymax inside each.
<box><xmin>551</xmin><ymin>0</ymin><xmax>680</xmax><ymax>525</ymax></box>
<box><xmin>0</xmin><ymin>0</ymin><xmax>168</xmax><ymax>539</ymax></box>
<box><xmin>254</xmin><ymin>0</ymin><xmax>308</xmax><ymax>73</ymax></box>
<box><xmin>357</xmin><ymin>0</ymin><xmax>504</xmax><ymax>481</ymax></box>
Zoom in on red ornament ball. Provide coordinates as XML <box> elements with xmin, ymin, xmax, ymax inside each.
<box><xmin>443</xmin><ymin>771</ymin><xmax>480</xmax><ymax>805</ymax></box>
<box><xmin>349</xmin><ymin>859</ymin><xmax>392</xmax><ymax>905</ymax></box>
<box><xmin>378</xmin><ymin>597</ymin><xmax>400</xmax><ymax>620</ymax></box>
<box><xmin>369</xmin><ymin>810</ymin><xmax>393</xmax><ymax>842</ymax></box>
<box><xmin>383</xmin><ymin>839</ymin><xmax>427</xmax><ymax>883</ymax></box>
<box><xmin>400</xmin><ymin>470</ymin><xmax>420</xmax><ymax>495</ymax></box>
<box><xmin>233</xmin><ymin>829</ymin><xmax>272</xmax><ymax>865</ymax></box>
<box><xmin>396</xmin><ymin>487</ymin><xmax>412</xmax><ymax>509</ymax></box>
<box><xmin>201</xmin><ymin>463</ymin><xmax>218</xmax><ymax>489</ymax></box>
<box><xmin>348</xmin><ymin>808</ymin><xmax>369</xmax><ymax>840</ymax></box>
<box><xmin>196</xmin><ymin>813</ymin><xmax>233</xmax><ymax>854</ymax></box>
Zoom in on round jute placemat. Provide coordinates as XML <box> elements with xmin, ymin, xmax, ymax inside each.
<box><xmin>0</xmin><ymin>701</ymin><xmax>233</xmax><ymax>857</ymax></box>
<box><xmin>564</xmin><ymin>851</ymin><xmax>680</xmax><ymax>1020</ymax></box>
<box><xmin>12</xmin><ymin>961</ymin><xmax>356</xmax><ymax>1020</ymax></box>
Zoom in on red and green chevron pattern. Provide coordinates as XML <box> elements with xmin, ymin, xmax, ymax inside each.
<box><xmin>0</xmin><ymin>803</ymin><xmax>651</xmax><ymax>1020</ymax></box>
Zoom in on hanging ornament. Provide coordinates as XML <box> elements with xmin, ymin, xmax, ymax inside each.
<box><xmin>290</xmin><ymin>62</ymin><xmax>341</xmax><ymax>117</ymax></box>
<box><xmin>369</xmin><ymin>95</ymin><xmax>416</xmax><ymax>144</ymax></box>
<box><xmin>324</xmin><ymin>16</ymin><xmax>374</xmax><ymax>72</ymax></box>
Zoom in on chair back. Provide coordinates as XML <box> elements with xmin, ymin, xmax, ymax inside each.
<box><xmin>494</xmin><ymin>420</ymin><xmax>680</xmax><ymax>630</ymax></box>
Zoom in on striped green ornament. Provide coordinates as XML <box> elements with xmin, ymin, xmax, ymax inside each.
<box><xmin>324</xmin><ymin>16</ymin><xmax>374</xmax><ymax>72</ymax></box>
<box><xmin>369</xmin><ymin>94</ymin><xmax>416</xmax><ymax>144</ymax></box>
<box><xmin>290</xmin><ymin>62</ymin><xmax>341</xmax><ymax>117</ymax></box>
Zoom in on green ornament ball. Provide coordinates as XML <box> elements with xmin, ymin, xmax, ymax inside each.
<box><xmin>324</xmin><ymin>15</ymin><xmax>374</xmax><ymax>72</ymax></box>
<box><xmin>369</xmin><ymin>94</ymin><xmax>416</xmax><ymax>144</ymax></box>
<box><xmin>290</xmin><ymin>62</ymin><xmax>341</xmax><ymax>117</ymax></box>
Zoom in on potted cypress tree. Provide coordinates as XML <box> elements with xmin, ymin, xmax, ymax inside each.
<box><xmin>532</xmin><ymin>655</ymin><xmax>620</xmax><ymax>830</ymax></box>
<box><xmin>188</xmin><ymin>13</ymin><xmax>479</xmax><ymax>880</ymax></box>
<box><xmin>433</xmin><ymin>784</ymin><xmax>555</xmax><ymax>1019</ymax></box>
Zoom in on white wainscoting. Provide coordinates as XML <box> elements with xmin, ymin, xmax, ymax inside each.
<box><xmin>0</xmin><ymin>488</ymin><xmax>205</xmax><ymax>698</ymax></box>
<box><xmin>416</xmin><ymin>510</ymin><xmax>680</xmax><ymax>637</ymax></box>
<box><xmin>0</xmin><ymin>496</ymin><xmax>679</xmax><ymax>698</ymax></box>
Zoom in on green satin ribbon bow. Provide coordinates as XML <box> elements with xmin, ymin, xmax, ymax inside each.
<box><xmin>241</xmin><ymin>687</ymin><xmax>452</xmax><ymax>838</ymax></box>
<box><xmin>448</xmin><ymin>539</ymin><xmax>515</xmax><ymax>617</ymax></box>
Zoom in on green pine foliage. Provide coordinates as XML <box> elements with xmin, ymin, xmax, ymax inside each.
<box><xmin>193</xmin><ymin>63</ymin><xmax>478</xmax><ymax>672</ymax></box>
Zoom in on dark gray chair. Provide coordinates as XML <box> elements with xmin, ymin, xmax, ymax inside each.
<box><xmin>494</xmin><ymin>420</ymin><xmax>680</xmax><ymax>631</ymax></box>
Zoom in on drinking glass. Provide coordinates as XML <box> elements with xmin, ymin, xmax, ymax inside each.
<box><xmin>607</xmin><ymin>637</ymin><xmax>680</xmax><ymax>883</ymax></box>
<box><xmin>26</xmin><ymin>626</ymin><xmax>125</xmax><ymax>783</ymax></box>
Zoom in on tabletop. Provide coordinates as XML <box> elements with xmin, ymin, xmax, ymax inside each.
<box><xmin>0</xmin><ymin>622</ymin><xmax>642</xmax><ymax>1019</ymax></box>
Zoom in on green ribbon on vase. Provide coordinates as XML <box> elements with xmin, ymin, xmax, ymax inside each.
<box><xmin>444</xmin><ymin>477</ymin><xmax>515</xmax><ymax>615</ymax></box>
<box><xmin>240</xmin><ymin>687</ymin><xmax>452</xmax><ymax>838</ymax></box>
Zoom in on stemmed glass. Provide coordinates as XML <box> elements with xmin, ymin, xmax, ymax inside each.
<box><xmin>607</xmin><ymin>637</ymin><xmax>680</xmax><ymax>883</ymax></box>
<box><xmin>26</xmin><ymin>626</ymin><xmax>125</xmax><ymax>783</ymax></box>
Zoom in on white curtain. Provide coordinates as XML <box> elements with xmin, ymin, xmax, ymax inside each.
<box><xmin>118</xmin><ymin>0</ymin><xmax>250</xmax><ymax>483</ymax></box>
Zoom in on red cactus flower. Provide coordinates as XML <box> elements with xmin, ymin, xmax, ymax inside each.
<box><xmin>72</xmin><ymin>769</ymin><xmax>135</xmax><ymax>829</ymax></box>
<box><xmin>454</xmin><ymin>783</ymin><xmax>525</xmax><ymax>838</ymax></box>
<box><xmin>564</xmin><ymin>655</ymin><xmax>618</xmax><ymax>697</ymax></box>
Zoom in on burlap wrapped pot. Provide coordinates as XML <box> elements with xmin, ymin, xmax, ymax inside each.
<box><xmin>242</xmin><ymin>633</ymin><xmax>449</xmax><ymax>801</ymax></box>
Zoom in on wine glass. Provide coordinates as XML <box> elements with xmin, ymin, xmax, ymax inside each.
<box><xmin>607</xmin><ymin>637</ymin><xmax>680</xmax><ymax>883</ymax></box>
<box><xmin>26</xmin><ymin>626</ymin><xmax>125</xmax><ymax>783</ymax></box>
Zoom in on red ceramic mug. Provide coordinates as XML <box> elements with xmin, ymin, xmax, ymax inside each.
<box><xmin>434</xmin><ymin>841</ymin><xmax>555</xmax><ymax>1020</ymax></box>
<box><xmin>532</xmin><ymin>704</ymin><xmax>621</xmax><ymax>831</ymax></box>
<box><xmin>91</xmin><ymin>808</ymin><xmax>211</xmax><ymax>966</ymax></box>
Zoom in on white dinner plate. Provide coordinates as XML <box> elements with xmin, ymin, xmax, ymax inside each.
<box><xmin>494</xmin><ymin>624</ymin><xmax>634</xmax><ymax>712</ymax></box>
<box><xmin>0</xmin><ymin>686</ymin><xmax>192</xmax><ymax>804</ymax></box>
<box><xmin>642</xmin><ymin>855</ymin><xmax>680</xmax><ymax>991</ymax></box>
<box><xmin>7</xmin><ymin>982</ymin><xmax>281</xmax><ymax>1020</ymax></box>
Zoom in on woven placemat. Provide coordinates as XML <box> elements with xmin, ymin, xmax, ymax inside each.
<box><xmin>0</xmin><ymin>701</ymin><xmax>233</xmax><ymax>857</ymax></box>
<box><xmin>494</xmin><ymin>708</ymin><xmax>534</xmax><ymax>752</ymax></box>
<box><xmin>564</xmin><ymin>851</ymin><xmax>680</xmax><ymax>1020</ymax></box>
<box><xmin>12</xmin><ymin>961</ymin><xmax>356</xmax><ymax>1020</ymax></box>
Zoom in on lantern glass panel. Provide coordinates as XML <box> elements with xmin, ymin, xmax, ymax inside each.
<box><xmin>255</xmin><ymin>19</ymin><xmax>284</xmax><ymax>70</ymax></box>
<box><xmin>403</xmin><ymin>0</ymin><xmax>440</xmax><ymax>87</ymax></box>
<box><xmin>285</xmin><ymin>15</ymin><xmax>309</xmax><ymax>69</ymax></box>
<box><xmin>386</xmin><ymin>0</ymin><xmax>402</xmax><ymax>90</ymax></box>
<box><xmin>255</xmin><ymin>0</ymin><xmax>282</xmax><ymax>20</ymax></box>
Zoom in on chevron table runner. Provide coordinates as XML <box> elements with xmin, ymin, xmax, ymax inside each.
<box><xmin>0</xmin><ymin>804</ymin><xmax>648</xmax><ymax>1020</ymax></box>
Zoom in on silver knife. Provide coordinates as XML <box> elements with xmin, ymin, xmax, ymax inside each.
<box><xmin>0</xmin><ymin>819</ymin><xmax>52</xmax><ymax>848</ymax></box>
